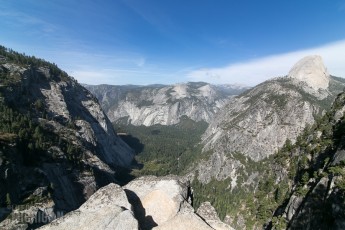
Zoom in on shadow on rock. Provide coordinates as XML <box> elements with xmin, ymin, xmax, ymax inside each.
<box><xmin>124</xmin><ymin>189</ymin><xmax>158</xmax><ymax>230</ymax></box>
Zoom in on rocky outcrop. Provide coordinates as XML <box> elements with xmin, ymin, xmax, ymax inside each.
<box><xmin>124</xmin><ymin>176</ymin><xmax>188</xmax><ymax>227</ymax></box>
<box><xmin>283</xmin><ymin>195</ymin><xmax>303</xmax><ymax>221</ymax></box>
<box><xmin>37</xmin><ymin>176</ymin><xmax>229</xmax><ymax>230</ymax></box>
<box><xmin>85</xmin><ymin>82</ymin><xmax>249</xmax><ymax>126</ymax></box>
<box><xmin>38</xmin><ymin>183</ymin><xmax>138</xmax><ymax>230</ymax></box>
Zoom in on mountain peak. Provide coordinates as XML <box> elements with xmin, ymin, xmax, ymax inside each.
<box><xmin>288</xmin><ymin>55</ymin><xmax>330</xmax><ymax>90</ymax></box>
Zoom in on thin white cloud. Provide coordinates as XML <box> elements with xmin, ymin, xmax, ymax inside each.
<box><xmin>136</xmin><ymin>57</ymin><xmax>146</xmax><ymax>67</ymax></box>
<box><xmin>0</xmin><ymin>10</ymin><xmax>58</xmax><ymax>34</ymax></box>
<box><xmin>38</xmin><ymin>49</ymin><xmax>149</xmax><ymax>82</ymax></box>
<box><xmin>57</xmin><ymin>50</ymin><xmax>147</xmax><ymax>68</ymax></box>
<box><xmin>187</xmin><ymin>39</ymin><xmax>345</xmax><ymax>86</ymax></box>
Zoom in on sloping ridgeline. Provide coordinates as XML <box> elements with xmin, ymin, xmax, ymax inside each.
<box><xmin>190</xmin><ymin>56</ymin><xmax>345</xmax><ymax>229</ymax></box>
<box><xmin>271</xmin><ymin>91</ymin><xmax>345</xmax><ymax>229</ymax></box>
<box><xmin>192</xmin><ymin>90</ymin><xmax>345</xmax><ymax>229</ymax></box>
<box><xmin>0</xmin><ymin>46</ymin><xmax>134</xmax><ymax>229</ymax></box>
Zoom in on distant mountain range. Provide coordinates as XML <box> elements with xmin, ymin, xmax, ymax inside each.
<box><xmin>85</xmin><ymin>82</ymin><xmax>250</xmax><ymax>126</ymax></box>
<box><xmin>1</xmin><ymin>45</ymin><xmax>345</xmax><ymax>229</ymax></box>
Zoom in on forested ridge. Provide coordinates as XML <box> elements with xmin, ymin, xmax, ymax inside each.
<box><xmin>193</xmin><ymin>91</ymin><xmax>345</xmax><ymax>229</ymax></box>
<box><xmin>0</xmin><ymin>46</ymin><xmax>86</xmax><ymax>212</ymax></box>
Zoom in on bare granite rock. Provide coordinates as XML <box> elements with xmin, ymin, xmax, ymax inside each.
<box><xmin>36</xmin><ymin>176</ymin><xmax>220</xmax><ymax>230</ymax></box>
<box><xmin>153</xmin><ymin>206</ymin><xmax>213</xmax><ymax>230</ymax></box>
<box><xmin>288</xmin><ymin>55</ymin><xmax>330</xmax><ymax>90</ymax></box>
<box><xmin>202</xmin><ymin>78</ymin><xmax>320</xmax><ymax>162</ymax></box>
<box><xmin>124</xmin><ymin>175</ymin><xmax>189</xmax><ymax>228</ymax></box>
<box><xmin>38</xmin><ymin>183</ymin><xmax>138</xmax><ymax>230</ymax></box>
<box><xmin>151</xmin><ymin>200</ymin><xmax>213</xmax><ymax>230</ymax></box>
<box><xmin>283</xmin><ymin>195</ymin><xmax>303</xmax><ymax>221</ymax></box>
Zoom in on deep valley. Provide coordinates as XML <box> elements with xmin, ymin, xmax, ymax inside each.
<box><xmin>1</xmin><ymin>47</ymin><xmax>345</xmax><ymax>230</ymax></box>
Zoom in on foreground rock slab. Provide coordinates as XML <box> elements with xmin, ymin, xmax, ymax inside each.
<box><xmin>124</xmin><ymin>175</ymin><xmax>189</xmax><ymax>228</ymax></box>
<box><xmin>153</xmin><ymin>211</ymin><xmax>213</xmax><ymax>230</ymax></box>
<box><xmin>38</xmin><ymin>183</ymin><xmax>138</xmax><ymax>230</ymax></box>
<box><xmin>38</xmin><ymin>176</ymin><xmax>233</xmax><ymax>230</ymax></box>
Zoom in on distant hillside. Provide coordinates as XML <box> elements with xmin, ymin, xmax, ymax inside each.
<box><xmin>85</xmin><ymin>82</ymin><xmax>250</xmax><ymax>126</ymax></box>
<box><xmin>189</xmin><ymin>56</ymin><xmax>345</xmax><ymax>228</ymax></box>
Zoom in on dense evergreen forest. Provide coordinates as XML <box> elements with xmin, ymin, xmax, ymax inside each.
<box><xmin>114</xmin><ymin>116</ymin><xmax>209</xmax><ymax>176</ymax></box>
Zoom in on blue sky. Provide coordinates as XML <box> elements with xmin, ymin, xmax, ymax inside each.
<box><xmin>1</xmin><ymin>0</ymin><xmax>345</xmax><ymax>86</ymax></box>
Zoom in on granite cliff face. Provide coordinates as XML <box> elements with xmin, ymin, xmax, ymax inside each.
<box><xmin>276</xmin><ymin>91</ymin><xmax>345</xmax><ymax>229</ymax></box>
<box><xmin>197</xmin><ymin>56</ymin><xmax>345</xmax><ymax>184</ymax></box>
<box><xmin>0</xmin><ymin>48</ymin><xmax>134</xmax><ymax>229</ymax></box>
<box><xmin>85</xmin><ymin>82</ymin><xmax>249</xmax><ymax>126</ymax></box>
<box><xmin>288</xmin><ymin>55</ymin><xmax>329</xmax><ymax>90</ymax></box>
